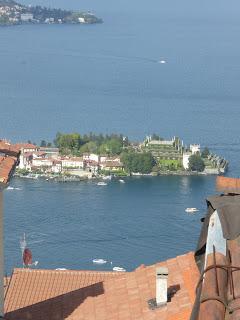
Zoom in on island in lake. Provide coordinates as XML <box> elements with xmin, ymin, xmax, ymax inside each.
<box><xmin>4</xmin><ymin>133</ymin><xmax>228</xmax><ymax>181</ymax></box>
<box><xmin>0</xmin><ymin>0</ymin><xmax>103</xmax><ymax>25</ymax></box>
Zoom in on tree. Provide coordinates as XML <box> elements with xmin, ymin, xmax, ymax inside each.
<box><xmin>40</xmin><ymin>140</ymin><xmax>47</xmax><ymax>147</ymax></box>
<box><xmin>79</xmin><ymin>141</ymin><xmax>98</xmax><ymax>154</ymax></box>
<box><xmin>54</xmin><ymin>132</ymin><xmax>82</xmax><ymax>154</ymax></box>
<box><xmin>188</xmin><ymin>154</ymin><xmax>205</xmax><ymax>172</ymax></box>
<box><xmin>99</xmin><ymin>138</ymin><xmax>123</xmax><ymax>155</ymax></box>
<box><xmin>201</xmin><ymin>147</ymin><xmax>210</xmax><ymax>158</ymax></box>
<box><xmin>121</xmin><ymin>152</ymin><xmax>155</xmax><ymax>174</ymax></box>
<box><xmin>151</xmin><ymin>133</ymin><xmax>163</xmax><ymax>141</ymax></box>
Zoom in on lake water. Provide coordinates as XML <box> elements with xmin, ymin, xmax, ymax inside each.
<box><xmin>1</xmin><ymin>0</ymin><xmax>240</xmax><ymax>272</ymax></box>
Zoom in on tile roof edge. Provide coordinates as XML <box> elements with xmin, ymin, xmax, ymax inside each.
<box><xmin>12</xmin><ymin>268</ymin><xmax>125</xmax><ymax>275</ymax></box>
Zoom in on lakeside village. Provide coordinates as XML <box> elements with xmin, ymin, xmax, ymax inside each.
<box><xmin>0</xmin><ymin>0</ymin><xmax>102</xmax><ymax>26</ymax></box>
<box><xmin>6</xmin><ymin>133</ymin><xmax>229</xmax><ymax>182</ymax></box>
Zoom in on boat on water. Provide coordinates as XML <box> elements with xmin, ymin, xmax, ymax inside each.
<box><xmin>185</xmin><ymin>208</ymin><xmax>199</xmax><ymax>213</ymax></box>
<box><xmin>119</xmin><ymin>179</ymin><xmax>125</xmax><ymax>183</ymax></box>
<box><xmin>20</xmin><ymin>174</ymin><xmax>38</xmax><ymax>180</ymax></box>
<box><xmin>92</xmin><ymin>259</ymin><xmax>107</xmax><ymax>264</ymax></box>
<box><xmin>158</xmin><ymin>60</ymin><xmax>166</xmax><ymax>64</ymax></box>
<box><xmin>102</xmin><ymin>175</ymin><xmax>112</xmax><ymax>180</ymax></box>
<box><xmin>113</xmin><ymin>266</ymin><xmax>126</xmax><ymax>272</ymax></box>
<box><xmin>97</xmin><ymin>182</ymin><xmax>107</xmax><ymax>186</ymax></box>
<box><xmin>7</xmin><ymin>186</ymin><xmax>21</xmax><ymax>190</ymax></box>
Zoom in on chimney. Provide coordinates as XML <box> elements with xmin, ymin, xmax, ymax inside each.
<box><xmin>156</xmin><ymin>267</ymin><xmax>168</xmax><ymax>306</ymax></box>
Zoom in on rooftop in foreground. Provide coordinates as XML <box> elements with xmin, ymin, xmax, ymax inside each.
<box><xmin>4</xmin><ymin>252</ymin><xmax>199</xmax><ymax>320</ymax></box>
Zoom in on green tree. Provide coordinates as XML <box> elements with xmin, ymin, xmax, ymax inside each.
<box><xmin>54</xmin><ymin>132</ymin><xmax>82</xmax><ymax>154</ymax></box>
<box><xmin>40</xmin><ymin>140</ymin><xmax>47</xmax><ymax>147</ymax></box>
<box><xmin>99</xmin><ymin>138</ymin><xmax>123</xmax><ymax>155</ymax></box>
<box><xmin>201</xmin><ymin>147</ymin><xmax>210</xmax><ymax>158</ymax></box>
<box><xmin>79</xmin><ymin>141</ymin><xmax>98</xmax><ymax>154</ymax></box>
<box><xmin>121</xmin><ymin>152</ymin><xmax>155</xmax><ymax>174</ymax></box>
<box><xmin>188</xmin><ymin>154</ymin><xmax>205</xmax><ymax>172</ymax></box>
<box><xmin>151</xmin><ymin>133</ymin><xmax>163</xmax><ymax>141</ymax></box>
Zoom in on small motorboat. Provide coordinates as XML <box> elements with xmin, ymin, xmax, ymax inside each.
<box><xmin>7</xmin><ymin>186</ymin><xmax>21</xmax><ymax>190</ymax></box>
<box><xmin>158</xmin><ymin>60</ymin><xmax>166</xmax><ymax>64</ymax></box>
<box><xmin>119</xmin><ymin>179</ymin><xmax>125</xmax><ymax>183</ymax></box>
<box><xmin>97</xmin><ymin>182</ymin><xmax>107</xmax><ymax>186</ymax></box>
<box><xmin>102</xmin><ymin>175</ymin><xmax>112</xmax><ymax>180</ymax></box>
<box><xmin>93</xmin><ymin>259</ymin><xmax>107</xmax><ymax>264</ymax></box>
<box><xmin>55</xmin><ymin>268</ymin><xmax>67</xmax><ymax>271</ymax></box>
<box><xmin>185</xmin><ymin>208</ymin><xmax>199</xmax><ymax>213</ymax></box>
<box><xmin>113</xmin><ymin>266</ymin><xmax>126</xmax><ymax>272</ymax></box>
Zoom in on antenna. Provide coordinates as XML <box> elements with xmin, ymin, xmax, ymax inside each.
<box><xmin>20</xmin><ymin>233</ymin><xmax>27</xmax><ymax>267</ymax></box>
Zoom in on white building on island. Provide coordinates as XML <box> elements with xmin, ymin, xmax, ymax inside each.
<box><xmin>182</xmin><ymin>152</ymin><xmax>191</xmax><ymax>170</ymax></box>
<box><xmin>190</xmin><ymin>144</ymin><xmax>200</xmax><ymax>155</ymax></box>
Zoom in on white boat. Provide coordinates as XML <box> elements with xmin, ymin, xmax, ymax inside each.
<box><xmin>102</xmin><ymin>175</ymin><xmax>112</xmax><ymax>180</ymax></box>
<box><xmin>158</xmin><ymin>60</ymin><xmax>166</xmax><ymax>64</ymax></box>
<box><xmin>113</xmin><ymin>266</ymin><xmax>126</xmax><ymax>272</ymax></box>
<box><xmin>185</xmin><ymin>208</ymin><xmax>199</xmax><ymax>213</ymax></box>
<box><xmin>7</xmin><ymin>186</ymin><xmax>15</xmax><ymax>190</ymax></box>
<box><xmin>92</xmin><ymin>259</ymin><xmax>107</xmax><ymax>264</ymax></box>
<box><xmin>55</xmin><ymin>268</ymin><xmax>67</xmax><ymax>270</ymax></box>
<box><xmin>97</xmin><ymin>182</ymin><xmax>107</xmax><ymax>186</ymax></box>
<box><xmin>119</xmin><ymin>179</ymin><xmax>125</xmax><ymax>183</ymax></box>
<box><xmin>7</xmin><ymin>186</ymin><xmax>21</xmax><ymax>190</ymax></box>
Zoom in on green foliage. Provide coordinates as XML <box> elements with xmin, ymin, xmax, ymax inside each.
<box><xmin>16</xmin><ymin>168</ymin><xmax>29</xmax><ymax>175</ymax></box>
<box><xmin>151</xmin><ymin>133</ymin><xmax>163</xmax><ymax>141</ymax></box>
<box><xmin>79</xmin><ymin>141</ymin><xmax>98</xmax><ymax>154</ymax></box>
<box><xmin>0</xmin><ymin>15</ymin><xmax>9</xmax><ymax>24</ymax></box>
<box><xmin>121</xmin><ymin>152</ymin><xmax>155</xmax><ymax>174</ymax></box>
<box><xmin>99</xmin><ymin>138</ymin><xmax>123</xmax><ymax>155</ymax></box>
<box><xmin>54</xmin><ymin>132</ymin><xmax>126</xmax><ymax>156</ymax></box>
<box><xmin>54</xmin><ymin>132</ymin><xmax>82</xmax><ymax>155</ymax></box>
<box><xmin>188</xmin><ymin>154</ymin><xmax>205</xmax><ymax>172</ymax></box>
<box><xmin>201</xmin><ymin>147</ymin><xmax>210</xmax><ymax>158</ymax></box>
<box><xmin>159</xmin><ymin>159</ymin><xmax>182</xmax><ymax>171</ymax></box>
<box><xmin>100</xmin><ymin>169</ymin><xmax>127</xmax><ymax>177</ymax></box>
<box><xmin>40</xmin><ymin>140</ymin><xmax>47</xmax><ymax>147</ymax></box>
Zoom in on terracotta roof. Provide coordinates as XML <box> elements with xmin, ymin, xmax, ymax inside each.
<box><xmin>101</xmin><ymin>161</ymin><xmax>123</xmax><ymax>168</ymax></box>
<box><xmin>4</xmin><ymin>252</ymin><xmax>199</xmax><ymax>320</ymax></box>
<box><xmin>216</xmin><ymin>176</ymin><xmax>240</xmax><ymax>193</ymax></box>
<box><xmin>0</xmin><ymin>141</ymin><xmax>20</xmax><ymax>186</ymax></box>
<box><xmin>14</xmin><ymin>143</ymin><xmax>38</xmax><ymax>150</ymax></box>
<box><xmin>0</xmin><ymin>156</ymin><xmax>18</xmax><ymax>185</ymax></box>
<box><xmin>61</xmin><ymin>157</ymin><xmax>83</xmax><ymax>162</ymax></box>
<box><xmin>0</xmin><ymin>140</ymin><xmax>20</xmax><ymax>157</ymax></box>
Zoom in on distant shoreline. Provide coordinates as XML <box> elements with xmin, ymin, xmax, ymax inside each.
<box><xmin>0</xmin><ymin>0</ymin><xmax>103</xmax><ymax>26</ymax></box>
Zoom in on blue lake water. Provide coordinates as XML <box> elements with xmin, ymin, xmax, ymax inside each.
<box><xmin>1</xmin><ymin>0</ymin><xmax>240</xmax><ymax>272</ymax></box>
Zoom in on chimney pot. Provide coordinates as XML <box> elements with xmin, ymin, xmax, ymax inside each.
<box><xmin>156</xmin><ymin>267</ymin><xmax>168</xmax><ymax>306</ymax></box>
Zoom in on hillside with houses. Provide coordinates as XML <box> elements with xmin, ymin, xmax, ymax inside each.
<box><xmin>0</xmin><ymin>0</ymin><xmax>102</xmax><ymax>25</ymax></box>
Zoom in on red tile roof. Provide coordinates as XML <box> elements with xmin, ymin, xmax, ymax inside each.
<box><xmin>0</xmin><ymin>141</ymin><xmax>20</xmax><ymax>157</ymax></box>
<box><xmin>4</xmin><ymin>252</ymin><xmax>199</xmax><ymax>320</ymax></box>
<box><xmin>0</xmin><ymin>156</ymin><xmax>18</xmax><ymax>185</ymax></box>
<box><xmin>0</xmin><ymin>141</ymin><xmax>20</xmax><ymax>186</ymax></box>
<box><xmin>216</xmin><ymin>176</ymin><xmax>240</xmax><ymax>193</ymax></box>
<box><xmin>101</xmin><ymin>161</ymin><xmax>123</xmax><ymax>168</ymax></box>
<box><xmin>14</xmin><ymin>143</ymin><xmax>38</xmax><ymax>150</ymax></box>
